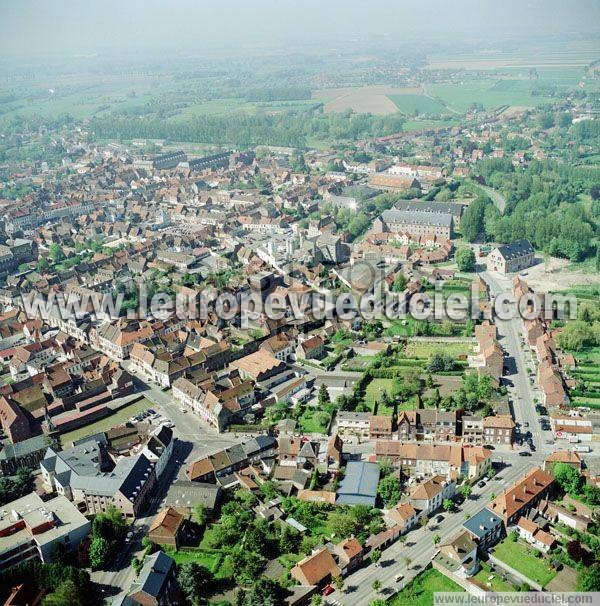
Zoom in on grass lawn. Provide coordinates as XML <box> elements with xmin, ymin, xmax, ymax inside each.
<box><xmin>388</xmin><ymin>568</ymin><xmax>463</xmax><ymax>605</ymax></box>
<box><xmin>492</xmin><ymin>539</ymin><xmax>557</xmax><ymax>587</ymax></box>
<box><xmin>164</xmin><ymin>547</ymin><xmax>223</xmax><ymax>572</ymax></box>
<box><xmin>365</xmin><ymin>378</ymin><xmax>402</xmax><ymax>414</ymax></box>
<box><xmin>405</xmin><ymin>341</ymin><xmax>474</xmax><ymax>360</ymax></box>
<box><xmin>58</xmin><ymin>397</ymin><xmax>152</xmax><ymax>445</ymax></box>
<box><xmin>473</xmin><ymin>562</ymin><xmax>518</xmax><ymax>592</ymax></box>
<box><xmin>297</xmin><ymin>408</ymin><xmax>330</xmax><ymax>433</ymax></box>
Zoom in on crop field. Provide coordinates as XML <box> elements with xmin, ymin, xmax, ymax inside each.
<box><xmin>427</xmin><ymin>80</ymin><xmax>557</xmax><ymax>113</ymax></box>
<box><xmin>425</xmin><ymin>41</ymin><xmax>598</xmax><ymax>70</ymax></box>
<box><xmin>314</xmin><ymin>85</ymin><xmax>421</xmax><ymax>115</ymax></box>
<box><xmin>388</xmin><ymin>94</ymin><xmax>448</xmax><ymax>115</ymax></box>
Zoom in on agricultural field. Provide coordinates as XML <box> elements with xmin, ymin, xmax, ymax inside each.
<box><xmin>313</xmin><ymin>86</ymin><xmax>421</xmax><ymax>115</ymax></box>
<box><xmin>427</xmin><ymin>80</ymin><xmax>557</xmax><ymax>113</ymax></box>
<box><xmin>388</xmin><ymin>567</ymin><xmax>463</xmax><ymax>606</ymax></box>
<box><xmin>388</xmin><ymin>94</ymin><xmax>448</xmax><ymax>115</ymax></box>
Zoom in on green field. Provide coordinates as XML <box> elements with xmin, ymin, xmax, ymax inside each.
<box><xmin>388</xmin><ymin>94</ymin><xmax>447</xmax><ymax>115</ymax></box>
<box><xmin>365</xmin><ymin>378</ymin><xmax>402</xmax><ymax>414</ymax></box>
<box><xmin>58</xmin><ymin>397</ymin><xmax>152</xmax><ymax>445</ymax></box>
<box><xmin>427</xmin><ymin>80</ymin><xmax>557</xmax><ymax>112</ymax></box>
<box><xmin>401</xmin><ymin>118</ymin><xmax>460</xmax><ymax>132</ymax></box>
<box><xmin>492</xmin><ymin>538</ymin><xmax>557</xmax><ymax>587</ymax></box>
<box><xmin>388</xmin><ymin>568</ymin><xmax>463</xmax><ymax>605</ymax></box>
<box><xmin>404</xmin><ymin>341</ymin><xmax>474</xmax><ymax>359</ymax></box>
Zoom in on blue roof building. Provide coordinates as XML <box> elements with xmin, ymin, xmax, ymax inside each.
<box><xmin>462</xmin><ymin>507</ymin><xmax>504</xmax><ymax>549</ymax></box>
<box><xmin>336</xmin><ymin>461</ymin><xmax>380</xmax><ymax>507</ymax></box>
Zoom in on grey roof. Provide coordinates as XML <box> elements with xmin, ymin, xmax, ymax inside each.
<box><xmin>242</xmin><ymin>435</ymin><xmax>276</xmax><ymax>458</ymax></box>
<box><xmin>129</xmin><ymin>550</ymin><xmax>174</xmax><ymax>599</ymax></box>
<box><xmin>381</xmin><ymin>208</ymin><xmax>453</xmax><ymax>228</ymax></box>
<box><xmin>394</xmin><ymin>199</ymin><xmax>463</xmax><ymax>217</ymax></box>
<box><xmin>336</xmin><ymin>461</ymin><xmax>380</xmax><ymax>506</ymax></box>
<box><xmin>164</xmin><ymin>480</ymin><xmax>220</xmax><ymax>510</ymax></box>
<box><xmin>462</xmin><ymin>507</ymin><xmax>503</xmax><ymax>539</ymax></box>
<box><xmin>496</xmin><ymin>239</ymin><xmax>534</xmax><ymax>260</ymax></box>
<box><xmin>0</xmin><ymin>434</ymin><xmax>47</xmax><ymax>460</ymax></box>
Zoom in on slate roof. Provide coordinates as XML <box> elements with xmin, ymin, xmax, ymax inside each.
<box><xmin>336</xmin><ymin>461</ymin><xmax>380</xmax><ymax>506</ymax></box>
<box><xmin>495</xmin><ymin>239</ymin><xmax>534</xmax><ymax>261</ymax></box>
<box><xmin>381</xmin><ymin>208</ymin><xmax>453</xmax><ymax>228</ymax></box>
<box><xmin>462</xmin><ymin>507</ymin><xmax>503</xmax><ymax>539</ymax></box>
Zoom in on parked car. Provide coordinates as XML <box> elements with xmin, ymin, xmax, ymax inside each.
<box><xmin>518</xmin><ymin>451</ymin><xmax>532</xmax><ymax>457</ymax></box>
<box><xmin>322</xmin><ymin>585</ymin><xmax>334</xmax><ymax>596</ymax></box>
<box><xmin>395</xmin><ymin>574</ymin><xmax>405</xmax><ymax>583</ymax></box>
<box><xmin>477</xmin><ymin>481</ymin><xmax>486</xmax><ymax>488</ymax></box>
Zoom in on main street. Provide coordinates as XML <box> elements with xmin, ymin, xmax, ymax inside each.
<box><xmin>326</xmin><ymin>457</ymin><xmax>539</xmax><ymax>605</ymax></box>
<box><xmin>482</xmin><ymin>271</ymin><xmax>549</xmax><ymax>454</ymax></box>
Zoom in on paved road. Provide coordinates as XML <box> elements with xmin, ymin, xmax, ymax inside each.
<box><xmin>482</xmin><ymin>271</ymin><xmax>550</xmax><ymax>455</ymax></box>
<box><xmin>473</xmin><ymin>182</ymin><xmax>507</xmax><ymax>214</ymax></box>
<box><xmin>327</xmin><ymin>459</ymin><xmax>536</xmax><ymax>605</ymax></box>
<box><xmin>92</xmin><ymin>369</ymin><xmax>243</xmax><ymax>601</ymax></box>
<box><xmin>123</xmin><ymin>362</ymin><xmax>241</xmax><ymax>461</ymax></box>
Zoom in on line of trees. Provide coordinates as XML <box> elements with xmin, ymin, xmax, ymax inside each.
<box><xmin>89</xmin><ymin>108</ymin><xmax>405</xmax><ymax>148</ymax></box>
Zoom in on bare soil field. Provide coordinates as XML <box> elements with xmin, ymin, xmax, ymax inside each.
<box><xmin>313</xmin><ymin>86</ymin><xmax>420</xmax><ymax>115</ymax></box>
<box><xmin>521</xmin><ymin>257</ymin><xmax>600</xmax><ymax>292</ymax></box>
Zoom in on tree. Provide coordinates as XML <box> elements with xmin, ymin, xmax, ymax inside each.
<box><xmin>0</xmin><ymin>468</ymin><xmax>34</xmax><ymax>506</ymax></box>
<box><xmin>333</xmin><ymin>575</ymin><xmax>344</xmax><ymax>593</ymax></box>
<box><xmin>460</xmin><ymin>196</ymin><xmax>489</xmax><ymax>242</ymax></box>
<box><xmin>192</xmin><ymin>504</ymin><xmax>207</xmax><ymax>526</ymax></box>
<box><xmin>42</xmin><ymin>580</ymin><xmax>84</xmax><ymax>606</ymax></box>
<box><xmin>433</xmin><ymin>533</ymin><xmax>441</xmax><ymax>546</ymax></box>
<box><xmin>459</xmin><ymin>484</ymin><xmax>472</xmax><ymax>499</ymax></box>
<box><xmin>259</xmin><ymin>480</ymin><xmax>280</xmax><ymax>501</ymax></box>
<box><xmin>443</xmin><ymin>499</ymin><xmax>453</xmax><ymax>512</ymax></box>
<box><xmin>553</xmin><ymin>462</ymin><xmax>583</xmax><ymax>495</ymax></box>
<box><xmin>578</xmin><ymin>564</ymin><xmax>600</xmax><ymax>592</ymax></box>
<box><xmin>391</xmin><ymin>272</ymin><xmax>408</xmax><ymax>292</ymax></box>
<box><xmin>404</xmin><ymin>557</ymin><xmax>412</xmax><ymax>568</ymax></box>
<box><xmin>240</xmin><ymin>579</ymin><xmax>286</xmax><ymax>606</ymax></box>
<box><xmin>318</xmin><ymin>383</ymin><xmax>331</xmax><ymax>408</ymax></box>
<box><xmin>371</xmin><ymin>579</ymin><xmax>381</xmax><ymax>593</ymax></box>
<box><xmin>178</xmin><ymin>562</ymin><xmax>213</xmax><ymax>605</ymax></box>
<box><xmin>377</xmin><ymin>474</ymin><xmax>401</xmax><ymax>508</ymax></box>
<box><xmin>48</xmin><ymin>243</ymin><xmax>65</xmax><ymax>262</ymax></box>
<box><xmin>131</xmin><ymin>556</ymin><xmax>142</xmax><ymax>576</ymax></box>
<box><xmin>88</xmin><ymin>536</ymin><xmax>110</xmax><ymax>570</ymax></box>
<box><xmin>370</xmin><ymin>549</ymin><xmax>382</xmax><ymax>566</ymax></box>
<box><xmin>427</xmin><ymin>353</ymin><xmax>454</xmax><ymax>372</ymax></box>
<box><xmin>567</xmin><ymin>540</ymin><xmax>590</xmax><ymax>564</ymax></box>
<box><xmin>51</xmin><ymin>542</ymin><xmax>72</xmax><ymax>566</ymax></box>
<box><xmin>455</xmin><ymin>247</ymin><xmax>476</xmax><ymax>272</ymax></box>
<box><xmin>310</xmin><ymin>595</ymin><xmax>323</xmax><ymax>606</ymax></box>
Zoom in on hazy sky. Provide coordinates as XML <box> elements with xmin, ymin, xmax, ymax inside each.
<box><xmin>1</xmin><ymin>0</ymin><xmax>599</xmax><ymax>57</ymax></box>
